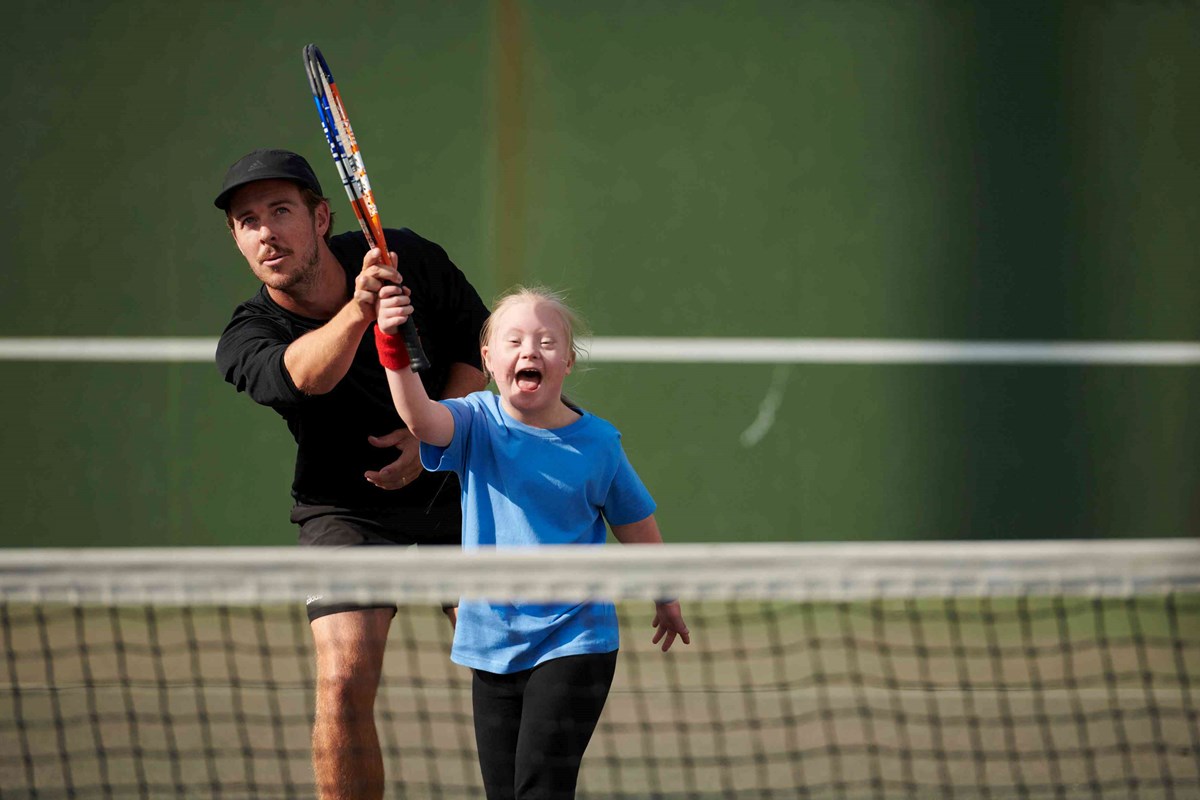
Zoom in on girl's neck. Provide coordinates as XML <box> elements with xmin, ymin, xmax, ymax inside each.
<box><xmin>500</xmin><ymin>396</ymin><xmax>581</xmax><ymax>430</ymax></box>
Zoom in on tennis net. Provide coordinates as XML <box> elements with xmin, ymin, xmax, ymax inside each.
<box><xmin>1</xmin><ymin>540</ymin><xmax>1197</xmax><ymax>799</ymax></box>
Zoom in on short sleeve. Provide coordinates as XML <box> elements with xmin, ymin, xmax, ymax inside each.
<box><xmin>600</xmin><ymin>443</ymin><xmax>656</xmax><ymax>526</ymax></box>
<box><xmin>419</xmin><ymin>397</ymin><xmax>475</xmax><ymax>473</ymax></box>
<box><xmin>215</xmin><ymin>310</ymin><xmax>304</xmax><ymax>408</ymax></box>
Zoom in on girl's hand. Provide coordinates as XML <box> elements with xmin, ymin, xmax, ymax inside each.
<box><xmin>651</xmin><ymin>600</ymin><xmax>690</xmax><ymax>652</ymax></box>
<box><xmin>377</xmin><ymin>283</ymin><xmax>413</xmax><ymax>334</ymax></box>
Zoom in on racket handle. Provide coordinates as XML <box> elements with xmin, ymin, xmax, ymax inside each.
<box><xmin>396</xmin><ymin>317</ymin><xmax>431</xmax><ymax>372</ymax></box>
<box><xmin>370</xmin><ymin>234</ymin><xmax>429</xmax><ymax>372</ymax></box>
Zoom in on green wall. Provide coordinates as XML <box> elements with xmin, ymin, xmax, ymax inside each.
<box><xmin>1</xmin><ymin>1</ymin><xmax>1196</xmax><ymax>546</ymax></box>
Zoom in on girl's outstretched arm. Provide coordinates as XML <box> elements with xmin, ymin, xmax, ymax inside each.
<box><xmin>376</xmin><ymin>284</ymin><xmax>455</xmax><ymax>447</ymax></box>
<box><xmin>610</xmin><ymin>515</ymin><xmax>691</xmax><ymax>652</ymax></box>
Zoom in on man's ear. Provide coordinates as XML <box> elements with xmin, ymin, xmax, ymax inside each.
<box><xmin>315</xmin><ymin>200</ymin><xmax>330</xmax><ymax>237</ymax></box>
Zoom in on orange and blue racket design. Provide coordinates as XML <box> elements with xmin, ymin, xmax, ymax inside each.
<box><xmin>303</xmin><ymin>43</ymin><xmax>430</xmax><ymax>371</ymax></box>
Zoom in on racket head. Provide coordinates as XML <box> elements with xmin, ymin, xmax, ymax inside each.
<box><xmin>303</xmin><ymin>44</ymin><xmax>386</xmax><ymax>251</ymax></box>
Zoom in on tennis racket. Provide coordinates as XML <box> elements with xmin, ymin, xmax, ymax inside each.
<box><xmin>303</xmin><ymin>43</ymin><xmax>430</xmax><ymax>371</ymax></box>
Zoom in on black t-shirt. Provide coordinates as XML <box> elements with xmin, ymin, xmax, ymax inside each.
<box><xmin>216</xmin><ymin>228</ymin><xmax>489</xmax><ymax>510</ymax></box>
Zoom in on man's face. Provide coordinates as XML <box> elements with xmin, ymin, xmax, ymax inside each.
<box><xmin>227</xmin><ymin>180</ymin><xmax>328</xmax><ymax>293</ymax></box>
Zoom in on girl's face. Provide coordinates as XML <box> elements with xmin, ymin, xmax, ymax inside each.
<box><xmin>482</xmin><ymin>299</ymin><xmax>575</xmax><ymax>426</ymax></box>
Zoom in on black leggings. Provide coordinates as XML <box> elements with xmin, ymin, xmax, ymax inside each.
<box><xmin>472</xmin><ymin>651</ymin><xmax>618</xmax><ymax>800</ymax></box>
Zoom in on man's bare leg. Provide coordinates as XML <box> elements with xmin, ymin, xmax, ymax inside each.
<box><xmin>310</xmin><ymin>608</ymin><xmax>393</xmax><ymax>800</ymax></box>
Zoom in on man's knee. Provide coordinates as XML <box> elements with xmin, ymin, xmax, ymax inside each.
<box><xmin>317</xmin><ymin>665</ymin><xmax>381</xmax><ymax>711</ymax></box>
<box><xmin>311</xmin><ymin>609</ymin><xmax>392</xmax><ymax>710</ymax></box>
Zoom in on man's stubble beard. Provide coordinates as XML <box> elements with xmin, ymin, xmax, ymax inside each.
<box><xmin>285</xmin><ymin>235</ymin><xmax>323</xmax><ymax>293</ymax></box>
<box><xmin>265</xmin><ymin>222</ymin><xmax>323</xmax><ymax>295</ymax></box>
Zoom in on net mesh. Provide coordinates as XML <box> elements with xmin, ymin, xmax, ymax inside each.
<box><xmin>1</xmin><ymin>541</ymin><xmax>1198</xmax><ymax>799</ymax></box>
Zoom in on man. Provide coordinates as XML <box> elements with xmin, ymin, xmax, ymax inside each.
<box><xmin>213</xmin><ymin>148</ymin><xmax>489</xmax><ymax>799</ymax></box>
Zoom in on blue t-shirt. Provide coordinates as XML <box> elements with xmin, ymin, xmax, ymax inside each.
<box><xmin>420</xmin><ymin>391</ymin><xmax>656</xmax><ymax>673</ymax></box>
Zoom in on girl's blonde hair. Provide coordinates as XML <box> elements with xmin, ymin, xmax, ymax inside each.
<box><xmin>480</xmin><ymin>285</ymin><xmax>589</xmax><ymax>366</ymax></box>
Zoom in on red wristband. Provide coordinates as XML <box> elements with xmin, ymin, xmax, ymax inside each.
<box><xmin>374</xmin><ymin>324</ymin><xmax>411</xmax><ymax>371</ymax></box>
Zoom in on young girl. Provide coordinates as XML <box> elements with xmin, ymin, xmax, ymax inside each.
<box><xmin>375</xmin><ymin>281</ymin><xmax>689</xmax><ymax>799</ymax></box>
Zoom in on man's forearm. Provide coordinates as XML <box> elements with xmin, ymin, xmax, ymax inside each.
<box><xmin>284</xmin><ymin>304</ymin><xmax>372</xmax><ymax>395</ymax></box>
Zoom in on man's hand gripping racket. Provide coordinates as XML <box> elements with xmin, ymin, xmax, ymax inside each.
<box><xmin>303</xmin><ymin>43</ymin><xmax>430</xmax><ymax>371</ymax></box>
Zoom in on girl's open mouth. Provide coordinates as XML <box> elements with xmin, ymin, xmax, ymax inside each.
<box><xmin>516</xmin><ymin>368</ymin><xmax>542</xmax><ymax>391</ymax></box>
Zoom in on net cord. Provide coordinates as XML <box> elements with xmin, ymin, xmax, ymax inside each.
<box><xmin>1</xmin><ymin>539</ymin><xmax>1196</xmax><ymax>606</ymax></box>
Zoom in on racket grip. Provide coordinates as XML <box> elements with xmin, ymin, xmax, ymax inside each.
<box><xmin>397</xmin><ymin>318</ymin><xmax>431</xmax><ymax>372</ymax></box>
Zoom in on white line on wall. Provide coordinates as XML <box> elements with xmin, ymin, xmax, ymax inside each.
<box><xmin>1</xmin><ymin>337</ymin><xmax>1199</xmax><ymax>365</ymax></box>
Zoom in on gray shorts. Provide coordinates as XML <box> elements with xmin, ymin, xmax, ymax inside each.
<box><xmin>292</xmin><ymin>502</ymin><xmax>461</xmax><ymax>621</ymax></box>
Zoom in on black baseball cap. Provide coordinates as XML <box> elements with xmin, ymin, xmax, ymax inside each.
<box><xmin>214</xmin><ymin>148</ymin><xmax>324</xmax><ymax>210</ymax></box>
